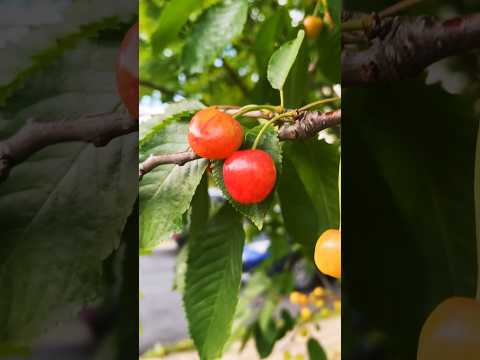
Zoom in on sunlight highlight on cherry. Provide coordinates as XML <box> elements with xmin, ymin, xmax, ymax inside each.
<box><xmin>188</xmin><ymin>108</ymin><xmax>244</xmax><ymax>160</ymax></box>
<box><xmin>314</xmin><ymin>229</ymin><xmax>341</xmax><ymax>278</ymax></box>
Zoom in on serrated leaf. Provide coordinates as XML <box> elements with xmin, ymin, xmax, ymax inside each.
<box><xmin>181</xmin><ymin>0</ymin><xmax>248</xmax><ymax>74</ymax></box>
<box><xmin>278</xmin><ymin>140</ymin><xmax>339</xmax><ymax>256</ymax></box>
<box><xmin>267</xmin><ymin>30</ymin><xmax>305</xmax><ymax>90</ymax></box>
<box><xmin>173</xmin><ymin>173</ymin><xmax>210</xmax><ymax>293</ymax></box>
<box><xmin>0</xmin><ymin>1</ymin><xmax>136</xmax><ymax>105</ymax></box>
<box><xmin>211</xmin><ymin>125</ymin><xmax>282</xmax><ymax>229</ymax></box>
<box><xmin>0</xmin><ymin>43</ymin><xmax>137</xmax><ymax>344</ymax></box>
<box><xmin>307</xmin><ymin>338</ymin><xmax>328</xmax><ymax>360</ymax></box>
<box><xmin>254</xmin><ymin>319</ymin><xmax>278</xmax><ymax>359</ymax></box>
<box><xmin>139</xmin><ymin>114</ymin><xmax>208</xmax><ymax>251</ymax></box>
<box><xmin>184</xmin><ymin>205</ymin><xmax>245</xmax><ymax>360</ymax></box>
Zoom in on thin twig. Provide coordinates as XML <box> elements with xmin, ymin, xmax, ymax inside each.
<box><xmin>223</xmin><ymin>59</ymin><xmax>250</xmax><ymax>98</ymax></box>
<box><xmin>0</xmin><ymin>112</ymin><xmax>137</xmax><ymax>180</ymax></box>
<box><xmin>140</xmin><ymin>79</ymin><xmax>176</xmax><ymax>97</ymax></box>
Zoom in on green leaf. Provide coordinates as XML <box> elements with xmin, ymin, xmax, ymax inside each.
<box><xmin>189</xmin><ymin>173</ymin><xmax>211</xmax><ymax>239</ymax></box>
<box><xmin>284</xmin><ymin>40</ymin><xmax>310</xmax><ymax>108</ymax></box>
<box><xmin>307</xmin><ymin>338</ymin><xmax>327</xmax><ymax>360</ymax></box>
<box><xmin>174</xmin><ymin>173</ymin><xmax>210</xmax><ymax>293</ymax></box>
<box><xmin>314</xmin><ymin>28</ymin><xmax>341</xmax><ymax>84</ymax></box>
<box><xmin>211</xmin><ymin>125</ymin><xmax>282</xmax><ymax>229</ymax></box>
<box><xmin>184</xmin><ymin>205</ymin><xmax>245</xmax><ymax>360</ymax></box>
<box><xmin>253</xmin><ymin>306</ymin><xmax>294</xmax><ymax>359</ymax></box>
<box><xmin>151</xmin><ymin>0</ymin><xmax>210</xmax><ymax>52</ymax></box>
<box><xmin>267</xmin><ymin>30</ymin><xmax>305</xmax><ymax>90</ymax></box>
<box><xmin>344</xmin><ymin>82</ymin><xmax>476</xmax><ymax>358</ymax></box>
<box><xmin>253</xmin><ymin>9</ymin><xmax>289</xmax><ymax>76</ymax></box>
<box><xmin>0</xmin><ymin>0</ymin><xmax>136</xmax><ymax>105</ymax></box>
<box><xmin>278</xmin><ymin>139</ymin><xmax>340</xmax><ymax>256</ymax></box>
<box><xmin>254</xmin><ymin>319</ymin><xmax>278</xmax><ymax>358</ymax></box>
<box><xmin>182</xmin><ymin>0</ymin><xmax>249</xmax><ymax>74</ymax></box>
<box><xmin>139</xmin><ymin>113</ymin><xmax>208</xmax><ymax>251</ymax></box>
<box><xmin>0</xmin><ymin>43</ymin><xmax>137</xmax><ymax>344</ymax></box>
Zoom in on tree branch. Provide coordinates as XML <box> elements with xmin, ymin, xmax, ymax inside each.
<box><xmin>139</xmin><ymin>109</ymin><xmax>341</xmax><ymax>179</ymax></box>
<box><xmin>342</xmin><ymin>13</ymin><xmax>480</xmax><ymax>86</ymax></box>
<box><xmin>223</xmin><ymin>59</ymin><xmax>250</xmax><ymax>98</ymax></box>
<box><xmin>278</xmin><ymin>109</ymin><xmax>341</xmax><ymax>140</ymax></box>
<box><xmin>0</xmin><ymin>112</ymin><xmax>138</xmax><ymax>180</ymax></box>
<box><xmin>140</xmin><ymin>79</ymin><xmax>176</xmax><ymax>97</ymax></box>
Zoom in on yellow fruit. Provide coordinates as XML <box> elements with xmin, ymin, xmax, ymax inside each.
<box><xmin>334</xmin><ymin>300</ymin><xmax>341</xmax><ymax>312</ymax></box>
<box><xmin>313</xmin><ymin>287</ymin><xmax>325</xmax><ymax>297</ymax></box>
<box><xmin>300</xmin><ymin>307</ymin><xmax>312</xmax><ymax>321</ymax></box>
<box><xmin>417</xmin><ymin>297</ymin><xmax>480</xmax><ymax>360</ymax></box>
<box><xmin>289</xmin><ymin>291</ymin><xmax>301</xmax><ymax>304</ymax></box>
<box><xmin>303</xmin><ymin>16</ymin><xmax>323</xmax><ymax>39</ymax></box>
<box><xmin>314</xmin><ymin>229</ymin><xmax>341</xmax><ymax>278</ymax></box>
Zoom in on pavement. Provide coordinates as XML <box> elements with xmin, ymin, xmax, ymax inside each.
<box><xmin>140</xmin><ymin>242</ymin><xmax>189</xmax><ymax>353</ymax></box>
<box><xmin>139</xmin><ymin>241</ymin><xmax>341</xmax><ymax>359</ymax></box>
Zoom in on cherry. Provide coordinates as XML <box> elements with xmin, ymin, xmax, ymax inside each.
<box><xmin>188</xmin><ymin>108</ymin><xmax>244</xmax><ymax>160</ymax></box>
<box><xmin>417</xmin><ymin>297</ymin><xmax>480</xmax><ymax>360</ymax></box>
<box><xmin>303</xmin><ymin>16</ymin><xmax>323</xmax><ymax>39</ymax></box>
<box><xmin>116</xmin><ymin>23</ymin><xmax>139</xmax><ymax>118</ymax></box>
<box><xmin>223</xmin><ymin>150</ymin><xmax>277</xmax><ymax>204</ymax></box>
<box><xmin>314</xmin><ymin>229</ymin><xmax>341</xmax><ymax>278</ymax></box>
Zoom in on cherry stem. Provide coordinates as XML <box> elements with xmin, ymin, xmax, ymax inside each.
<box><xmin>475</xmin><ymin>124</ymin><xmax>480</xmax><ymax>300</ymax></box>
<box><xmin>252</xmin><ymin>113</ymin><xmax>291</xmax><ymax>150</ymax></box>
<box><xmin>321</xmin><ymin>0</ymin><xmax>334</xmax><ymax>27</ymax></box>
<box><xmin>300</xmin><ymin>97</ymin><xmax>341</xmax><ymax>111</ymax></box>
<box><xmin>232</xmin><ymin>104</ymin><xmax>280</xmax><ymax>119</ymax></box>
<box><xmin>342</xmin><ymin>0</ymin><xmax>423</xmax><ymax>32</ymax></box>
<box><xmin>252</xmin><ymin>96</ymin><xmax>341</xmax><ymax>150</ymax></box>
<box><xmin>313</xmin><ymin>1</ymin><xmax>321</xmax><ymax>17</ymax></box>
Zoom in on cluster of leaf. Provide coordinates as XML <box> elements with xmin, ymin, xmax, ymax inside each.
<box><xmin>0</xmin><ymin>2</ymin><xmax>137</xmax><ymax>355</ymax></box>
<box><xmin>139</xmin><ymin>1</ymin><xmax>341</xmax><ymax>358</ymax></box>
<box><xmin>342</xmin><ymin>0</ymin><xmax>480</xmax><ymax>358</ymax></box>
<box><xmin>140</xmin><ymin>0</ymin><xmax>340</xmax><ymax>108</ymax></box>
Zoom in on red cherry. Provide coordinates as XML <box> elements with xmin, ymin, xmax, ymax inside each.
<box><xmin>116</xmin><ymin>23</ymin><xmax>139</xmax><ymax>118</ymax></box>
<box><xmin>188</xmin><ymin>108</ymin><xmax>244</xmax><ymax>160</ymax></box>
<box><xmin>223</xmin><ymin>150</ymin><xmax>277</xmax><ymax>204</ymax></box>
<box><xmin>417</xmin><ymin>297</ymin><xmax>480</xmax><ymax>360</ymax></box>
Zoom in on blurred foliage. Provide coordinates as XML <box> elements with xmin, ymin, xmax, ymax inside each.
<box><xmin>139</xmin><ymin>0</ymin><xmax>341</xmax><ymax>107</ymax></box>
<box><xmin>343</xmin><ymin>1</ymin><xmax>480</xmax><ymax>359</ymax></box>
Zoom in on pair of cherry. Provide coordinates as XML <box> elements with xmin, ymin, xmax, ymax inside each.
<box><xmin>188</xmin><ymin>108</ymin><xmax>277</xmax><ymax>205</ymax></box>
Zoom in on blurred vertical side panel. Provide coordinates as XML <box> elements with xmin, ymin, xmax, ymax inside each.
<box><xmin>342</xmin><ymin>0</ymin><xmax>480</xmax><ymax>359</ymax></box>
<box><xmin>0</xmin><ymin>1</ymin><xmax>139</xmax><ymax>359</ymax></box>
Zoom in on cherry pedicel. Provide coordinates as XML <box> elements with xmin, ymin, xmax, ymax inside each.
<box><xmin>188</xmin><ymin>108</ymin><xmax>244</xmax><ymax>160</ymax></box>
<box><xmin>116</xmin><ymin>23</ymin><xmax>139</xmax><ymax>118</ymax></box>
<box><xmin>223</xmin><ymin>149</ymin><xmax>277</xmax><ymax>205</ymax></box>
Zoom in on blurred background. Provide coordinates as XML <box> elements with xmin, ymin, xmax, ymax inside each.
<box><xmin>139</xmin><ymin>0</ymin><xmax>341</xmax><ymax>359</ymax></box>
